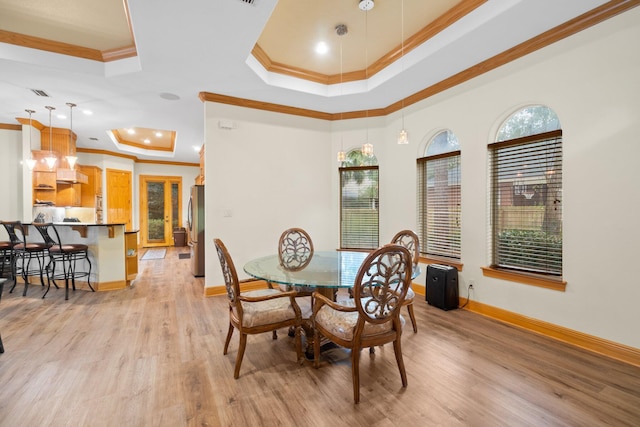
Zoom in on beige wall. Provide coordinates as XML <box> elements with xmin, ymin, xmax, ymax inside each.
<box><xmin>204</xmin><ymin>8</ymin><xmax>640</xmax><ymax>349</ymax></box>
<box><xmin>0</xmin><ymin>128</ymin><xmax>23</xmax><ymax>228</ymax></box>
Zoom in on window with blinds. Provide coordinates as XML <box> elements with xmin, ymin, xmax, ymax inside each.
<box><xmin>417</xmin><ymin>151</ymin><xmax>461</xmax><ymax>259</ymax></box>
<box><xmin>340</xmin><ymin>166</ymin><xmax>379</xmax><ymax>249</ymax></box>
<box><xmin>489</xmin><ymin>129</ymin><xmax>562</xmax><ymax>275</ymax></box>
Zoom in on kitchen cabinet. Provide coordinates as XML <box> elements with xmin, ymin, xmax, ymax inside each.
<box><xmin>78</xmin><ymin>165</ymin><xmax>103</xmax><ymax>207</ymax></box>
<box><xmin>33</xmin><ymin>170</ymin><xmax>57</xmax><ymax>205</ymax></box>
<box><xmin>124</xmin><ymin>230</ymin><xmax>138</xmax><ymax>285</ymax></box>
<box><xmin>41</xmin><ymin>127</ymin><xmax>76</xmax><ymax>159</ymax></box>
<box><xmin>56</xmin><ymin>183</ymin><xmax>82</xmax><ymax>207</ymax></box>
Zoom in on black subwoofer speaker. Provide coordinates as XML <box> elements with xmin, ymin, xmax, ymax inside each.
<box><xmin>426</xmin><ymin>264</ymin><xmax>459</xmax><ymax>310</ymax></box>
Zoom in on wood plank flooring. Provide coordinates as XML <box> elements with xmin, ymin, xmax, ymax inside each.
<box><xmin>1</xmin><ymin>246</ymin><xmax>639</xmax><ymax>426</ymax></box>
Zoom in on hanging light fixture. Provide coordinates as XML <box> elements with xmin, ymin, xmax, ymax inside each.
<box><xmin>397</xmin><ymin>0</ymin><xmax>409</xmax><ymax>145</ymax></box>
<box><xmin>361</xmin><ymin>5</ymin><xmax>374</xmax><ymax>157</ymax></box>
<box><xmin>362</xmin><ymin>141</ymin><xmax>374</xmax><ymax>157</ymax></box>
<box><xmin>336</xmin><ymin>24</ymin><xmax>347</xmax><ymax>163</ymax></box>
<box><xmin>44</xmin><ymin>106</ymin><xmax>57</xmax><ymax>170</ymax></box>
<box><xmin>65</xmin><ymin>102</ymin><xmax>77</xmax><ymax>169</ymax></box>
<box><xmin>25</xmin><ymin>109</ymin><xmax>37</xmax><ymax>170</ymax></box>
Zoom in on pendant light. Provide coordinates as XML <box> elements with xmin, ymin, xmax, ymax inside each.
<box><xmin>397</xmin><ymin>0</ymin><xmax>409</xmax><ymax>145</ymax></box>
<box><xmin>336</xmin><ymin>24</ymin><xmax>347</xmax><ymax>163</ymax></box>
<box><xmin>44</xmin><ymin>106</ymin><xmax>57</xmax><ymax>170</ymax></box>
<box><xmin>65</xmin><ymin>102</ymin><xmax>77</xmax><ymax>169</ymax></box>
<box><xmin>25</xmin><ymin>109</ymin><xmax>37</xmax><ymax>170</ymax></box>
<box><xmin>361</xmin><ymin>5</ymin><xmax>374</xmax><ymax>157</ymax></box>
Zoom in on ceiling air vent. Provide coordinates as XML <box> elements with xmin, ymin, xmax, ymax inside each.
<box><xmin>239</xmin><ymin>0</ymin><xmax>256</xmax><ymax>4</ymax></box>
<box><xmin>30</xmin><ymin>89</ymin><xmax>50</xmax><ymax>97</ymax></box>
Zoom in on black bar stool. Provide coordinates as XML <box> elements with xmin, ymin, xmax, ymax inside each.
<box><xmin>33</xmin><ymin>223</ymin><xmax>94</xmax><ymax>300</ymax></box>
<box><xmin>1</xmin><ymin>221</ymin><xmax>49</xmax><ymax>296</ymax></box>
<box><xmin>0</xmin><ymin>240</ymin><xmax>13</xmax><ymax>281</ymax></box>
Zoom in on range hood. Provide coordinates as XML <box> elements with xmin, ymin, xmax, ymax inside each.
<box><xmin>57</xmin><ymin>168</ymin><xmax>88</xmax><ymax>184</ymax></box>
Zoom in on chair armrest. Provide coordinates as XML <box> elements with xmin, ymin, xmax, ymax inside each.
<box><xmin>239</xmin><ymin>289</ymin><xmax>298</xmax><ymax>303</ymax></box>
<box><xmin>312</xmin><ymin>291</ymin><xmax>357</xmax><ymax>314</ymax></box>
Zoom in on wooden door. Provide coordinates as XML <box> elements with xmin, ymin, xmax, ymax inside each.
<box><xmin>106</xmin><ymin>168</ymin><xmax>132</xmax><ymax>230</ymax></box>
<box><xmin>139</xmin><ymin>175</ymin><xmax>182</xmax><ymax>247</ymax></box>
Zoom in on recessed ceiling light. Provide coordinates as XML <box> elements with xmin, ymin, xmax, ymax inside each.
<box><xmin>83</xmin><ymin>110</ymin><xmax>93</xmax><ymax>115</ymax></box>
<box><xmin>315</xmin><ymin>42</ymin><xmax>329</xmax><ymax>55</ymax></box>
<box><xmin>193</xmin><ymin>145</ymin><xmax>201</xmax><ymax>152</ymax></box>
<box><xmin>155</xmin><ymin>131</ymin><xmax>163</xmax><ymax>137</ymax></box>
<box><xmin>359</xmin><ymin>0</ymin><xmax>374</xmax><ymax>11</ymax></box>
<box><xmin>127</xmin><ymin>128</ymin><xmax>135</xmax><ymax>135</ymax></box>
<box><xmin>143</xmin><ymin>139</ymin><xmax>151</xmax><ymax>144</ymax></box>
<box><xmin>159</xmin><ymin>92</ymin><xmax>180</xmax><ymax>101</ymax></box>
<box><xmin>57</xmin><ymin>114</ymin><xmax>66</xmax><ymax>120</ymax></box>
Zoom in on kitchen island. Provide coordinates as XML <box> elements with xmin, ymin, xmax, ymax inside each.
<box><xmin>24</xmin><ymin>223</ymin><xmax>132</xmax><ymax>291</ymax></box>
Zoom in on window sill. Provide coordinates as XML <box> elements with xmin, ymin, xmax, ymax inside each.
<box><xmin>419</xmin><ymin>255</ymin><xmax>463</xmax><ymax>271</ymax></box>
<box><xmin>481</xmin><ymin>266</ymin><xmax>566</xmax><ymax>291</ymax></box>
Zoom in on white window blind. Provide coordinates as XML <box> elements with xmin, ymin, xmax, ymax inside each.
<box><xmin>340</xmin><ymin>166</ymin><xmax>379</xmax><ymax>250</ymax></box>
<box><xmin>417</xmin><ymin>151</ymin><xmax>461</xmax><ymax>259</ymax></box>
<box><xmin>489</xmin><ymin>130</ymin><xmax>562</xmax><ymax>275</ymax></box>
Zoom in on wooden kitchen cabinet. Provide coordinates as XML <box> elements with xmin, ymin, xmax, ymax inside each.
<box><xmin>41</xmin><ymin>127</ymin><xmax>76</xmax><ymax>158</ymax></box>
<box><xmin>33</xmin><ymin>170</ymin><xmax>57</xmax><ymax>205</ymax></box>
<box><xmin>124</xmin><ymin>230</ymin><xmax>139</xmax><ymax>285</ymax></box>
<box><xmin>78</xmin><ymin>165</ymin><xmax>103</xmax><ymax>207</ymax></box>
<box><xmin>57</xmin><ymin>183</ymin><xmax>82</xmax><ymax>207</ymax></box>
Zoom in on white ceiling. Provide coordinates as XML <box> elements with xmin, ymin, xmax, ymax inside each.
<box><xmin>0</xmin><ymin>0</ymin><xmax>621</xmax><ymax>164</ymax></box>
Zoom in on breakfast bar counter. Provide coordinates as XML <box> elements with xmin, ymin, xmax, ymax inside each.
<box><xmin>25</xmin><ymin>223</ymin><xmax>129</xmax><ymax>291</ymax></box>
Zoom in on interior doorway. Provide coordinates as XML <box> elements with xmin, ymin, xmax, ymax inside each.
<box><xmin>106</xmin><ymin>168</ymin><xmax>133</xmax><ymax>231</ymax></box>
<box><xmin>140</xmin><ymin>175</ymin><xmax>182</xmax><ymax>247</ymax></box>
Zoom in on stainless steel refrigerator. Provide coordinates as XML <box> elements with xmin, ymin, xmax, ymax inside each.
<box><xmin>188</xmin><ymin>185</ymin><xmax>205</xmax><ymax>277</ymax></box>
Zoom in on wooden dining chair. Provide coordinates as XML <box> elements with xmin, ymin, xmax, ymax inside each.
<box><xmin>214</xmin><ymin>238</ymin><xmax>303</xmax><ymax>379</ymax></box>
<box><xmin>271</xmin><ymin>228</ymin><xmax>316</xmax><ymax>338</ymax></box>
<box><xmin>391</xmin><ymin>230</ymin><xmax>420</xmax><ymax>333</ymax></box>
<box><xmin>278</xmin><ymin>227</ymin><xmax>314</xmax><ymax>272</ymax></box>
<box><xmin>312</xmin><ymin>243</ymin><xmax>412</xmax><ymax>403</ymax></box>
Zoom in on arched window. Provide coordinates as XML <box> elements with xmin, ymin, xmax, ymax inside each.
<box><xmin>339</xmin><ymin>149</ymin><xmax>379</xmax><ymax>249</ymax></box>
<box><xmin>489</xmin><ymin>105</ymin><xmax>563</xmax><ymax>277</ymax></box>
<box><xmin>417</xmin><ymin>130</ymin><xmax>461</xmax><ymax>261</ymax></box>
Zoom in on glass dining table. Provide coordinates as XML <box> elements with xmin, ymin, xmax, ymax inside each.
<box><xmin>243</xmin><ymin>250</ymin><xmax>372</xmax><ymax>300</ymax></box>
<box><xmin>244</xmin><ymin>250</ymin><xmax>420</xmax><ymax>358</ymax></box>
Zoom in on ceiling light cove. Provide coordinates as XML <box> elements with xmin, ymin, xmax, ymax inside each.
<box><xmin>111</xmin><ymin>126</ymin><xmax>177</xmax><ymax>155</ymax></box>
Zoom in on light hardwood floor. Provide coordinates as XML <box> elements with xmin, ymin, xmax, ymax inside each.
<box><xmin>0</xmin><ymin>246</ymin><xmax>639</xmax><ymax>426</ymax></box>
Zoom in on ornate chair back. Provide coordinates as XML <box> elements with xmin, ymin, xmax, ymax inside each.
<box><xmin>278</xmin><ymin>228</ymin><xmax>314</xmax><ymax>271</ymax></box>
<box><xmin>353</xmin><ymin>244</ymin><xmax>412</xmax><ymax>328</ymax></box>
<box><xmin>213</xmin><ymin>238</ymin><xmax>242</xmax><ymax>313</ymax></box>
<box><xmin>390</xmin><ymin>230</ymin><xmax>420</xmax><ymax>270</ymax></box>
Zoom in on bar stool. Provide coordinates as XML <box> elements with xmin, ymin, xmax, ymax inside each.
<box><xmin>0</xmin><ymin>240</ymin><xmax>13</xmax><ymax>280</ymax></box>
<box><xmin>33</xmin><ymin>223</ymin><xmax>93</xmax><ymax>300</ymax></box>
<box><xmin>1</xmin><ymin>221</ymin><xmax>49</xmax><ymax>296</ymax></box>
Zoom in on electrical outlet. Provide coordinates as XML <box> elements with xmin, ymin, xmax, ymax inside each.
<box><xmin>468</xmin><ymin>279</ymin><xmax>475</xmax><ymax>289</ymax></box>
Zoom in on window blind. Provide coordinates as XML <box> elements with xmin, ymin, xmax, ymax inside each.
<box><xmin>340</xmin><ymin>166</ymin><xmax>379</xmax><ymax>250</ymax></box>
<box><xmin>417</xmin><ymin>151</ymin><xmax>461</xmax><ymax>259</ymax></box>
<box><xmin>489</xmin><ymin>130</ymin><xmax>562</xmax><ymax>275</ymax></box>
